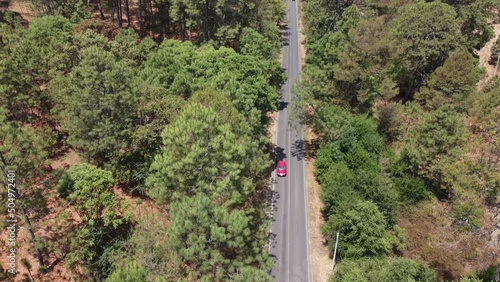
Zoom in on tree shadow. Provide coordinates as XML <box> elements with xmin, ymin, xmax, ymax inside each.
<box><xmin>291</xmin><ymin>139</ymin><xmax>305</xmax><ymax>161</ymax></box>
<box><xmin>46</xmin><ymin>251</ymin><xmax>68</xmax><ymax>272</ymax></box>
<box><xmin>304</xmin><ymin>139</ymin><xmax>320</xmax><ymax>159</ymax></box>
<box><xmin>274</xmin><ymin>146</ymin><xmax>287</xmax><ymax>163</ymax></box>
<box><xmin>281</xmin><ymin>24</ymin><xmax>291</xmax><ymax>46</ymax></box>
<box><xmin>278</xmin><ymin>101</ymin><xmax>289</xmax><ymax>111</ymax></box>
<box><xmin>291</xmin><ymin>139</ymin><xmax>319</xmax><ymax>161</ymax></box>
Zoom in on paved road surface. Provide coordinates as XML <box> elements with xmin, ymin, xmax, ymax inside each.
<box><xmin>269</xmin><ymin>0</ymin><xmax>311</xmax><ymax>281</ymax></box>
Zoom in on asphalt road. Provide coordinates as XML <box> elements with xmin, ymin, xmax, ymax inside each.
<box><xmin>269</xmin><ymin>0</ymin><xmax>311</xmax><ymax>281</ymax></box>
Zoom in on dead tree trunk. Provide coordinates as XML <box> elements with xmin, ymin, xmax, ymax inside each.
<box><xmin>97</xmin><ymin>0</ymin><xmax>105</xmax><ymax>20</ymax></box>
<box><xmin>21</xmin><ymin>207</ymin><xmax>45</xmax><ymax>271</ymax></box>
<box><xmin>165</xmin><ymin>2</ymin><xmax>170</xmax><ymax>37</ymax></box>
<box><xmin>124</xmin><ymin>0</ymin><xmax>130</xmax><ymax>26</ymax></box>
<box><xmin>181</xmin><ymin>9</ymin><xmax>186</xmax><ymax>41</ymax></box>
<box><xmin>204</xmin><ymin>0</ymin><xmax>209</xmax><ymax>41</ymax></box>
<box><xmin>138</xmin><ymin>0</ymin><xmax>144</xmax><ymax>38</ymax></box>
<box><xmin>114</xmin><ymin>0</ymin><xmax>123</xmax><ymax>28</ymax></box>
<box><xmin>119</xmin><ymin>0</ymin><xmax>123</xmax><ymax>27</ymax></box>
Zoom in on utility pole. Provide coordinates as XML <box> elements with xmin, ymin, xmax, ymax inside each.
<box><xmin>331</xmin><ymin>232</ymin><xmax>339</xmax><ymax>271</ymax></box>
<box><xmin>494</xmin><ymin>52</ymin><xmax>500</xmax><ymax>77</ymax></box>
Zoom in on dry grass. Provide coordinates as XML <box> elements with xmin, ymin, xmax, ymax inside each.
<box><xmin>476</xmin><ymin>22</ymin><xmax>500</xmax><ymax>90</ymax></box>
<box><xmin>303</xmin><ymin>124</ymin><xmax>332</xmax><ymax>282</ymax></box>
<box><xmin>49</xmin><ymin>149</ymin><xmax>82</xmax><ymax>170</ymax></box>
<box><xmin>400</xmin><ymin>199</ymin><xmax>498</xmax><ymax>281</ymax></box>
<box><xmin>296</xmin><ymin>0</ymin><xmax>307</xmax><ymax>66</ymax></box>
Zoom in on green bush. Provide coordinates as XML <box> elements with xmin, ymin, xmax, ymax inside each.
<box><xmin>319</xmin><ymin>162</ymin><xmax>361</xmax><ymax>217</ymax></box>
<box><xmin>323</xmin><ymin>200</ymin><xmax>393</xmax><ymax>259</ymax></box>
<box><xmin>395</xmin><ymin>176</ymin><xmax>432</xmax><ymax>205</ymax></box>
<box><xmin>330</xmin><ymin>257</ymin><xmax>436</xmax><ymax>282</ymax></box>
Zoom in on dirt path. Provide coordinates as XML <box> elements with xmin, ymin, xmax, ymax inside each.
<box><xmin>1</xmin><ymin>0</ymin><xmax>35</xmax><ymax>23</ymax></box>
<box><xmin>476</xmin><ymin>23</ymin><xmax>500</xmax><ymax>89</ymax></box>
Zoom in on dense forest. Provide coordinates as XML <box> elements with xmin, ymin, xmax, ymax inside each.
<box><xmin>1</xmin><ymin>0</ymin><xmax>500</xmax><ymax>281</ymax></box>
<box><xmin>0</xmin><ymin>0</ymin><xmax>286</xmax><ymax>280</ymax></box>
<box><xmin>299</xmin><ymin>0</ymin><xmax>499</xmax><ymax>281</ymax></box>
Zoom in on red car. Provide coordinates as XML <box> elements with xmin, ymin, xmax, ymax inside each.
<box><xmin>277</xmin><ymin>160</ymin><xmax>287</xmax><ymax>177</ymax></box>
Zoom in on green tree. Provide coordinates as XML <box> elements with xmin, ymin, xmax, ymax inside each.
<box><xmin>298</xmin><ymin>5</ymin><xmax>361</xmax><ymax>110</ymax></box>
<box><xmin>57</xmin><ymin>163</ymin><xmax>126</xmax><ymax>227</ymax></box>
<box><xmin>239</xmin><ymin>27</ymin><xmax>276</xmax><ymax>60</ymax></box>
<box><xmin>110</xmin><ymin>28</ymin><xmax>158</xmax><ymax>67</ymax></box>
<box><xmin>443</xmin><ymin>0</ymin><xmax>496</xmax><ymax>50</ymax></box>
<box><xmin>395</xmin><ymin>176</ymin><xmax>432</xmax><ymax>205</ymax></box>
<box><xmin>330</xmin><ymin>258</ymin><xmax>436</xmax><ymax>282</ymax></box>
<box><xmin>0</xmin><ymin>15</ymin><xmax>72</xmax><ymax>121</ymax></box>
<box><xmin>108</xmin><ymin>212</ymin><xmax>181</xmax><ymax>281</ymax></box>
<box><xmin>106</xmin><ymin>261</ymin><xmax>146</xmax><ymax>282</ymax></box>
<box><xmin>139</xmin><ymin>39</ymin><xmax>195</xmax><ymax>96</ymax></box>
<box><xmin>31</xmin><ymin>0</ymin><xmax>90</xmax><ymax>22</ymax></box>
<box><xmin>391</xmin><ymin>1</ymin><xmax>463</xmax><ymax>96</ymax></box>
<box><xmin>323</xmin><ymin>200</ymin><xmax>393</xmax><ymax>258</ymax></box>
<box><xmin>146</xmin><ymin>103</ymin><xmax>261</xmax><ymax>206</ymax></box>
<box><xmin>313</xmin><ymin>113</ymin><xmax>384</xmax><ymax>166</ymax></box>
<box><xmin>344</xmin><ymin>143</ymin><xmax>379</xmax><ymax>172</ymax></box>
<box><xmin>56</xmin><ymin>46</ymin><xmax>138</xmax><ymax>167</ymax></box>
<box><xmin>385</xmin><ymin>258</ymin><xmax>437</xmax><ymax>282</ymax></box>
<box><xmin>415</xmin><ymin>50</ymin><xmax>480</xmax><ymax>110</ymax></box>
<box><xmin>318</xmin><ymin>162</ymin><xmax>360</xmax><ymax>218</ymax></box>
<box><xmin>122</xmin><ymin>87</ymin><xmax>186</xmax><ymax>194</ymax></box>
<box><xmin>47</xmin><ymin>30</ymin><xmax>111</xmax><ymax>78</ymax></box>
<box><xmin>57</xmin><ymin>163</ymin><xmax>130</xmax><ymax>274</ymax></box>
<box><xmin>332</xmin><ymin>15</ymin><xmax>398</xmax><ymax>109</ymax></box>
<box><xmin>353</xmin><ymin>170</ymin><xmax>398</xmax><ymax>225</ymax></box>
<box><xmin>167</xmin><ymin>194</ymin><xmax>271</xmax><ymax>281</ymax></box>
<box><xmin>373</xmin><ymin>101</ymin><xmax>404</xmax><ymax>141</ymax></box>
<box><xmin>312</xmin><ymin>105</ymin><xmax>352</xmax><ymax>145</ymax></box>
<box><xmin>401</xmin><ymin>106</ymin><xmax>467</xmax><ymax>189</ymax></box>
<box><xmin>0</xmin><ymin>108</ymin><xmax>48</xmax><ymax>269</ymax></box>
<box><xmin>190</xmin><ymin>45</ymin><xmax>283</xmax><ymax>129</ymax></box>
<box><xmin>468</xmin><ymin>79</ymin><xmax>500</xmax><ymax>206</ymax></box>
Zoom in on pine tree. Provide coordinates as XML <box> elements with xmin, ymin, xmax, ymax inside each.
<box><xmin>146</xmin><ymin>103</ymin><xmax>255</xmax><ymax>206</ymax></box>
<box><xmin>167</xmin><ymin>194</ymin><xmax>271</xmax><ymax>280</ymax></box>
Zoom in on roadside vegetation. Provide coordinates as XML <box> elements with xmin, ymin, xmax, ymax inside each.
<box><xmin>0</xmin><ymin>1</ymin><xmax>285</xmax><ymax>280</ymax></box>
<box><xmin>299</xmin><ymin>0</ymin><xmax>499</xmax><ymax>281</ymax></box>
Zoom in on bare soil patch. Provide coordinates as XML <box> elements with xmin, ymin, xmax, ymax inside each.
<box><xmin>400</xmin><ymin>199</ymin><xmax>498</xmax><ymax>280</ymax></box>
<box><xmin>1</xmin><ymin>0</ymin><xmax>35</xmax><ymax>23</ymax></box>
<box><xmin>476</xmin><ymin>22</ymin><xmax>500</xmax><ymax>89</ymax></box>
<box><xmin>296</xmin><ymin>0</ymin><xmax>307</xmax><ymax>66</ymax></box>
<box><xmin>50</xmin><ymin>149</ymin><xmax>82</xmax><ymax>170</ymax></box>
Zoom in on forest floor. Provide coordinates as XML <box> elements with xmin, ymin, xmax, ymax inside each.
<box><xmin>0</xmin><ymin>0</ymin><xmax>34</xmax><ymax>24</ymax></box>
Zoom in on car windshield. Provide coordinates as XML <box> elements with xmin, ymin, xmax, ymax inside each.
<box><xmin>278</xmin><ymin>166</ymin><xmax>285</xmax><ymax>170</ymax></box>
